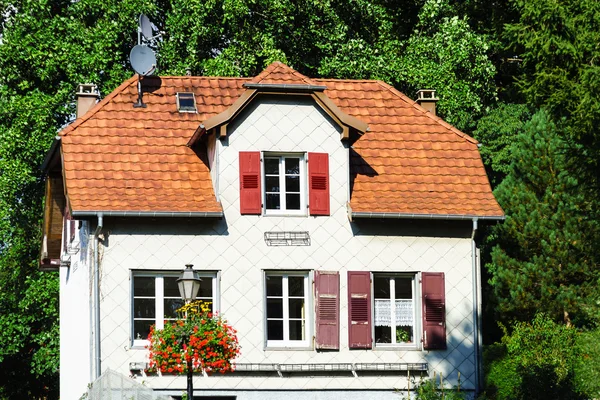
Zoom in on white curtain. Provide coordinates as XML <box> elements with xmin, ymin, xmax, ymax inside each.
<box><xmin>374</xmin><ymin>299</ymin><xmax>413</xmax><ymax>326</ymax></box>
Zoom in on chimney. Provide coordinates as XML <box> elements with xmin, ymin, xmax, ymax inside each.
<box><xmin>76</xmin><ymin>84</ymin><xmax>99</xmax><ymax>119</ymax></box>
<box><xmin>416</xmin><ymin>89</ymin><xmax>439</xmax><ymax>115</ymax></box>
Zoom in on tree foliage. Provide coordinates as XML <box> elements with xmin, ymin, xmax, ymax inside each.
<box><xmin>488</xmin><ymin>110</ymin><xmax>599</xmax><ymax>326</ymax></box>
<box><xmin>483</xmin><ymin>314</ymin><xmax>581</xmax><ymax>400</ymax></box>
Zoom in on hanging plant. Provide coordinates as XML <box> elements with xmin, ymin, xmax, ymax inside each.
<box><xmin>147</xmin><ymin>301</ymin><xmax>240</xmax><ymax>374</ymax></box>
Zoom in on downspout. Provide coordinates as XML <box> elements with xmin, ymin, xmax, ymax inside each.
<box><xmin>471</xmin><ymin>218</ymin><xmax>480</xmax><ymax>394</ymax></box>
<box><xmin>93</xmin><ymin>213</ymin><xmax>103</xmax><ymax>379</ymax></box>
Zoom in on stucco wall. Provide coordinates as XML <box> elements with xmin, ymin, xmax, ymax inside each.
<box><xmin>60</xmin><ymin>221</ymin><xmax>92</xmax><ymax>400</ymax></box>
<box><xmin>92</xmin><ymin>96</ymin><xmax>477</xmax><ymax>397</ymax></box>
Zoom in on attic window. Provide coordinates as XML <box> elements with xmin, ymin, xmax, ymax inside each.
<box><xmin>176</xmin><ymin>92</ymin><xmax>197</xmax><ymax>113</ymax></box>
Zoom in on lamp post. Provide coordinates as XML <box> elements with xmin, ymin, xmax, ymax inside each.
<box><xmin>177</xmin><ymin>264</ymin><xmax>202</xmax><ymax>400</ymax></box>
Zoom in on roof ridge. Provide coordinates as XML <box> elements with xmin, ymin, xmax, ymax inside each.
<box><xmin>60</xmin><ymin>75</ymin><xmax>139</xmax><ymax>137</ymax></box>
<box><xmin>250</xmin><ymin>61</ymin><xmax>317</xmax><ymax>86</ymax></box>
<box><xmin>374</xmin><ymin>80</ymin><xmax>479</xmax><ymax>145</ymax></box>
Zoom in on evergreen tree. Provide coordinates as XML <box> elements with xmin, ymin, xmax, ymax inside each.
<box><xmin>488</xmin><ymin>110</ymin><xmax>599</xmax><ymax>326</ymax></box>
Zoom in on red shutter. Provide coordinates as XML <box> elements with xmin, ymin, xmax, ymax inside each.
<box><xmin>315</xmin><ymin>271</ymin><xmax>340</xmax><ymax>350</ymax></box>
<box><xmin>308</xmin><ymin>152</ymin><xmax>330</xmax><ymax>216</ymax></box>
<box><xmin>422</xmin><ymin>272</ymin><xmax>446</xmax><ymax>350</ymax></box>
<box><xmin>239</xmin><ymin>151</ymin><xmax>261</xmax><ymax>214</ymax></box>
<box><xmin>348</xmin><ymin>271</ymin><xmax>372</xmax><ymax>349</ymax></box>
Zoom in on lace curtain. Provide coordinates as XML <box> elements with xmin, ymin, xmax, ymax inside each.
<box><xmin>374</xmin><ymin>299</ymin><xmax>413</xmax><ymax>326</ymax></box>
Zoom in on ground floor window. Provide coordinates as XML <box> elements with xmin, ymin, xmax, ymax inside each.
<box><xmin>131</xmin><ymin>271</ymin><xmax>217</xmax><ymax>347</ymax></box>
<box><xmin>373</xmin><ymin>274</ymin><xmax>417</xmax><ymax>346</ymax></box>
<box><xmin>265</xmin><ymin>272</ymin><xmax>311</xmax><ymax>347</ymax></box>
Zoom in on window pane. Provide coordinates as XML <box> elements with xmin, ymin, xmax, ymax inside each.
<box><xmin>286</xmin><ymin>194</ymin><xmax>300</xmax><ymax>210</ymax></box>
<box><xmin>375</xmin><ymin>326</ymin><xmax>392</xmax><ymax>343</ymax></box>
<box><xmin>134</xmin><ymin>277</ymin><xmax>155</xmax><ymax>297</ymax></box>
<box><xmin>396</xmin><ymin>326</ymin><xmax>413</xmax><ymax>343</ymax></box>
<box><xmin>265</xmin><ymin>176</ymin><xmax>280</xmax><ymax>193</ymax></box>
<box><xmin>265</xmin><ymin>158</ymin><xmax>279</xmax><ymax>175</ymax></box>
<box><xmin>289</xmin><ymin>320</ymin><xmax>304</xmax><ymax>341</ymax></box>
<box><xmin>133</xmin><ymin>320</ymin><xmax>153</xmax><ymax>341</ymax></box>
<box><xmin>374</xmin><ymin>277</ymin><xmax>391</xmax><ymax>299</ymax></box>
<box><xmin>289</xmin><ymin>298</ymin><xmax>305</xmax><ymax>318</ymax></box>
<box><xmin>134</xmin><ymin>298</ymin><xmax>155</xmax><ymax>318</ymax></box>
<box><xmin>266</xmin><ymin>276</ymin><xmax>283</xmax><ymax>296</ymax></box>
<box><xmin>164</xmin><ymin>298</ymin><xmax>184</xmax><ymax>318</ymax></box>
<box><xmin>164</xmin><ymin>276</ymin><xmax>180</xmax><ymax>297</ymax></box>
<box><xmin>197</xmin><ymin>277</ymin><xmax>213</xmax><ymax>298</ymax></box>
<box><xmin>395</xmin><ymin>278</ymin><xmax>412</xmax><ymax>299</ymax></box>
<box><xmin>285</xmin><ymin>176</ymin><xmax>300</xmax><ymax>192</ymax></box>
<box><xmin>288</xmin><ymin>276</ymin><xmax>304</xmax><ymax>296</ymax></box>
<box><xmin>267</xmin><ymin>320</ymin><xmax>284</xmax><ymax>340</ymax></box>
<box><xmin>267</xmin><ymin>298</ymin><xmax>283</xmax><ymax>318</ymax></box>
<box><xmin>285</xmin><ymin>158</ymin><xmax>300</xmax><ymax>175</ymax></box>
<box><xmin>266</xmin><ymin>194</ymin><xmax>280</xmax><ymax>210</ymax></box>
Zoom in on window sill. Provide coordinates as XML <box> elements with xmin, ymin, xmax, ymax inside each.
<box><xmin>374</xmin><ymin>345</ymin><xmax>421</xmax><ymax>351</ymax></box>
<box><xmin>264</xmin><ymin>346</ymin><xmax>314</xmax><ymax>351</ymax></box>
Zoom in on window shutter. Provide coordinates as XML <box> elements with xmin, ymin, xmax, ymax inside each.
<box><xmin>347</xmin><ymin>271</ymin><xmax>372</xmax><ymax>349</ymax></box>
<box><xmin>239</xmin><ymin>151</ymin><xmax>261</xmax><ymax>214</ymax></box>
<box><xmin>308</xmin><ymin>152</ymin><xmax>330</xmax><ymax>216</ymax></box>
<box><xmin>315</xmin><ymin>271</ymin><xmax>340</xmax><ymax>350</ymax></box>
<box><xmin>422</xmin><ymin>272</ymin><xmax>446</xmax><ymax>350</ymax></box>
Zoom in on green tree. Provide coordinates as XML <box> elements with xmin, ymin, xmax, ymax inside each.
<box><xmin>0</xmin><ymin>0</ymin><xmax>156</xmax><ymax>397</ymax></box>
<box><xmin>504</xmin><ymin>0</ymin><xmax>600</xmax><ymax>198</ymax></box>
<box><xmin>473</xmin><ymin>103</ymin><xmax>531</xmax><ymax>186</ymax></box>
<box><xmin>488</xmin><ymin>110</ymin><xmax>599</xmax><ymax>326</ymax></box>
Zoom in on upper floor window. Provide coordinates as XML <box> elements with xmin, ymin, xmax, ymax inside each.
<box><xmin>239</xmin><ymin>152</ymin><xmax>329</xmax><ymax>216</ymax></box>
<box><xmin>264</xmin><ymin>154</ymin><xmax>305</xmax><ymax>215</ymax></box>
<box><xmin>131</xmin><ymin>271</ymin><xmax>218</xmax><ymax>347</ymax></box>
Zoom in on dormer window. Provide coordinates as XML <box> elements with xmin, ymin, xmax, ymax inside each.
<box><xmin>176</xmin><ymin>92</ymin><xmax>197</xmax><ymax>113</ymax></box>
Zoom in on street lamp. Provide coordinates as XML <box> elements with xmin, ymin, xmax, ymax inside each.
<box><xmin>177</xmin><ymin>264</ymin><xmax>202</xmax><ymax>400</ymax></box>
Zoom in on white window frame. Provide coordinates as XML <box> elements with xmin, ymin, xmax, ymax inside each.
<box><xmin>131</xmin><ymin>270</ymin><xmax>219</xmax><ymax>348</ymax></box>
<box><xmin>264</xmin><ymin>271</ymin><xmax>312</xmax><ymax>348</ymax></box>
<box><xmin>262</xmin><ymin>153</ymin><xmax>307</xmax><ymax>216</ymax></box>
<box><xmin>372</xmin><ymin>273</ymin><xmax>421</xmax><ymax>350</ymax></box>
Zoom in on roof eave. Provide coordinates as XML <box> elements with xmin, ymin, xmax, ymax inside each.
<box><xmin>40</xmin><ymin>136</ymin><xmax>62</xmax><ymax>173</ymax></box>
<box><xmin>71</xmin><ymin>210</ymin><xmax>224</xmax><ymax>219</ymax></box>
<box><xmin>351</xmin><ymin>211</ymin><xmax>505</xmax><ymax>221</ymax></box>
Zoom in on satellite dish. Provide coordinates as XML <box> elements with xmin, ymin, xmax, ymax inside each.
<box><xmin>129</xmin><ymin>45</ymin><xmax>156</xmax><ymax>76</ymax></box>
<box><xmin>139</xmin><ymin>14</ymin><xmax>153</xmax><ymax>40</ymax></box>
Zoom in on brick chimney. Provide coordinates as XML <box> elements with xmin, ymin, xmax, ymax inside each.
<box><xmin>76</xmin><ymin>84</ymin><xmax>99</xmax><ymax>119</ymax></box>
<box><xmin>416</xmin><ymin>89</ymin><xmax>439</xmax><ymax>115</ymax></box>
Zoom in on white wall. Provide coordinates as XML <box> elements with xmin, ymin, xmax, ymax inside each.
<box><xmin>60</xmin><ymin>221</ymin><xmax>92</xmax><ymax>400</ymax></box>
<box><xmin>94</xmin><ymin>96</ymin><xmax>476</xmax><ymax>396</ymax></box>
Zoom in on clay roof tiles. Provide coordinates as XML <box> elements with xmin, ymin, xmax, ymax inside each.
<box><xmin>59</xmin><ymin>62</ymin><xmax>502</xmax><ymax>218</ymax></box>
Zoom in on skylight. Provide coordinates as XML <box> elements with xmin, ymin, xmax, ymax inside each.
<box><xmin>176</xmin><ymin>92</ymin><xmax>197</xmax><ymax>113</ymax></box>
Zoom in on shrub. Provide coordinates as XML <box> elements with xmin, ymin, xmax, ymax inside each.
<box><xmin>481</xmin><ymin>314</ymin><xmax>581</xmax><ymax>400</ymax></box>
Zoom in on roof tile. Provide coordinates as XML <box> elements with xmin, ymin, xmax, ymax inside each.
<box><xmin>59</xmin><ymin>62</ymin><xmax>502</xmax><ymax>217</ymax></box>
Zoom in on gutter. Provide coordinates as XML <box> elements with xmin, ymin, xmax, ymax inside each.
<box><xmin>93</xmin><ymin>213</ymin><xmax>103</xmax><ymax>379</ymax></box>
<box><xmin>72</xmin><ymin>210</ymin><xmax>223</xmax><ymax>218</ymax></box>
<box><xmin>351</xmin><ymin>211</ymin><xmax>505</xmax><ymax>221</ymax></box>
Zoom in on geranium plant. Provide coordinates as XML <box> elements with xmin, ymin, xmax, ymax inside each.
<box><xmin>147</xmin><ymin>301</ymin><xmax>240</xmax><ymax>374</ymax></box>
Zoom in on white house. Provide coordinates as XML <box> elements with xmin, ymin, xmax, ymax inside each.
<box><xmin>40</xmin><ymin>62</ymin><xmax>504</xmax><ymax>400</ymax></box>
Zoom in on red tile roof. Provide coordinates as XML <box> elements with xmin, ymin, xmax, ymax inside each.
<box><xmin>59</xmin><ymin>62</ymin><xmax>503</xmax><ymax>218</ymax></box>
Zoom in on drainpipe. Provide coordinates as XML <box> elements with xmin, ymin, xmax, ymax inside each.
<box><xmin>471</xmin><ymin>218</ymin><xmax>480</xmax><ymax>394</ymax></box>
<box><xmin>93</xmin><ymin>213</ymin><xmax>103</xmax><ymax>379</ymax></box>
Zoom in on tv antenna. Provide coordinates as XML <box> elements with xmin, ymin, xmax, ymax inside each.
<box><xmin>129</xmin><ymin>14</ymin><xmax>159</xmax><ymax>108</ymax></box>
